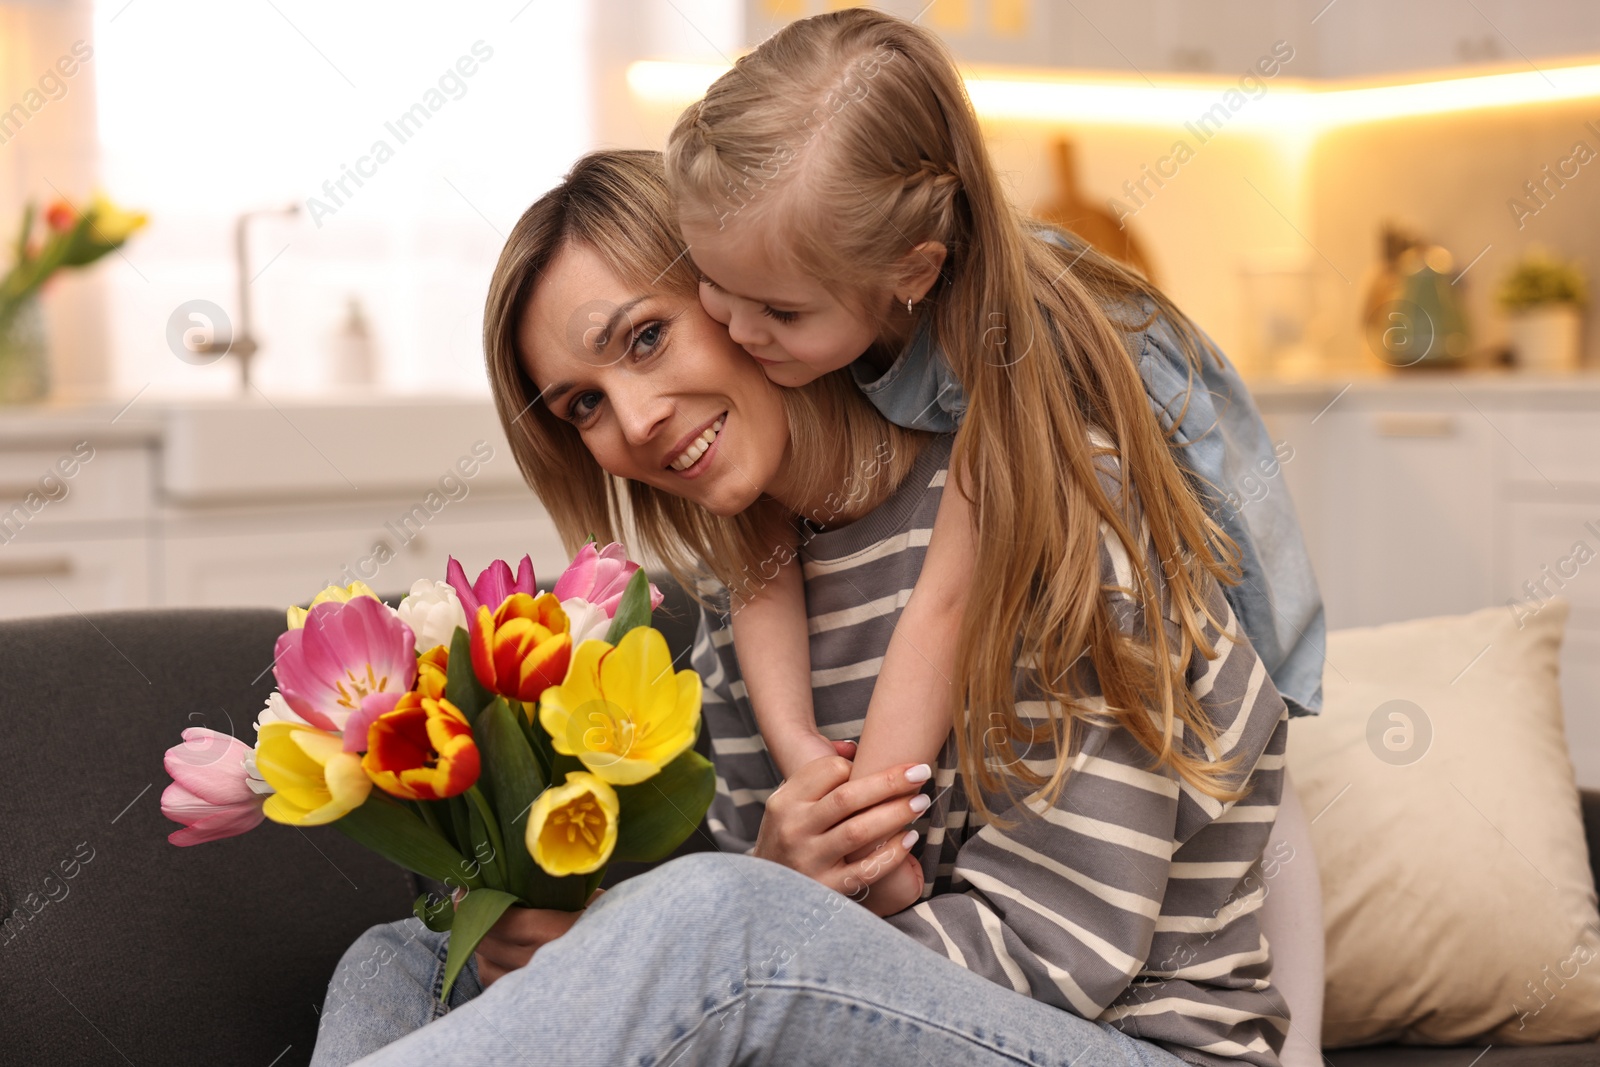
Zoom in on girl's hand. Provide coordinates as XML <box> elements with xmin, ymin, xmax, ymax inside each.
<box><xmin>753</xmin><ymin>753</ymin><xmax>930</xmax><ymax>900</ymax></box>
<box><xmin>851</xmin><ymin>852</ymin><xmax>924</xmax><ymax>917</ymax></box>
<box><xmin>456</xmin><ymin>887</ymin><xmax>604</xmax><ymax>989</ymax></box>
<box><xmin>769</xmin><ymin>728</ymin><xmax>847</xmax><ymax>780</ymax></box>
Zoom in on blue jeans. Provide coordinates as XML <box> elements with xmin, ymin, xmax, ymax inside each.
<box><xmin>309</xmin><ymin>852</ymin><xmax>1190</xmax><ymax>1067</ymax></box>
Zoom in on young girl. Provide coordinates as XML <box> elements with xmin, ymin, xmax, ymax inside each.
<box><xmin>666</xmin><ymin>9</ymin><xmax>1325</xmax><ymax>1062</ymax></box>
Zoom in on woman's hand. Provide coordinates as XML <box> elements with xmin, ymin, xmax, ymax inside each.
<box><xmin>753</xmin><ymin>752</ymin><xmax>930</xmax><ymax>900</ymax></box>
<box><xmin>831</xmin><ymin>740</ymin><xmax>927</xmax><ymax>916</ymax></box>
<box><xmin>459</xmin><ymin>887</ymin><xmax>605</xmax><ymax>989</ymax></box>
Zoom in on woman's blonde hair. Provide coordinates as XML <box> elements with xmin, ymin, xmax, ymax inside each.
<box><xmin>483</xmin><ymin>149</ymin><xmax>928</xmax><ymax>612</ymax></box>
<box><xmin>665</xmin><ymin>9</ymin><xmax>1251</xmax><ymax>821</ymax></box>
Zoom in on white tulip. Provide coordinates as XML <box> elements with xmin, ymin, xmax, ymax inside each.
<box><xmin>562</xmin><ymin>596</ymin><xmax>612</xmax><ymax>645</ymax></box>
<box><xmin>397</xmin><ymin>578</ymin><xmax>469</xmax><ymax>653</ymax></box>
<box><xmin>244</xmin><ymin>692</ymin><xmax>306</xmax><ymax>795</ymax></box>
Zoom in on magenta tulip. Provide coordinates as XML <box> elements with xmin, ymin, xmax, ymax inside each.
<box><xmin>160</xmin><ymin>728</ymin><xmax>266</xmax><ymax>846</ymax></box>
<box><xmin>552</xmin><ymin>542</ymin><xmax>663</xmax><ymax>617</ymax></box>
<box><xmin>273</xmin><ymin>596</ymin><xmax>417</xmax><ymax>734</ymax></box>
<box><xmin>446</xmin><ymin>554</ymin><xmax>536</xmax><ymax>621</ymax></box>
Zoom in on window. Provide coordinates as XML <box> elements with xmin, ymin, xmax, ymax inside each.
<box><xmin>94</xmin><ymin>0</ymin><xmax>591</xmax><ymax>396</ymax></box>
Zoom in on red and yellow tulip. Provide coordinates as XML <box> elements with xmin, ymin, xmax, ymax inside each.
<box><xmin>539</xmin><ymin>627</ymin><xmax>701</xmax><ymax>786</ymax></box>
<box><xmin>415</xmin><ymin>644</ymin><xmax>449</xmax><ymax>700</ymax></box>
<box><xmin>469</xmin><ymin>592</ymin><xmax>571</xmax><ymax>703</ymax></box>
<box><xmin>361</xmin><ymin>692</ymin><xmax>480</xmax><ymax>800</ymax></box>
<box><xmin>256</xmin><ymin>722</ymin><xmax>372</xmax><ymax>826</ymax></box>
<box><xmin>526</xmin><ymin>771</ymin><xmax>619</xmax><ymax>876</ymax></box>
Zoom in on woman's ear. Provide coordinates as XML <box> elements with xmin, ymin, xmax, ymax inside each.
<box><xmin>898</xmin><ymin>241</ymin><xmax>948</xmax><ymax>304</ymax></box>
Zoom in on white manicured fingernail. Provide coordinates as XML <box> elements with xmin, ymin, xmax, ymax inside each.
<box><xmin>901</xmin><ymin>829</ymin><xmax>919</xmax><ymax>850</ymax></box>
<box><xmin>909</xmin><ymin>794</ymin><xmax>931</xmax><ymax>814</ymax></box>
<box><xmin>906</xmin><ymin>763</ymin><xmax>932</xmax><ymax>783</ymax></box>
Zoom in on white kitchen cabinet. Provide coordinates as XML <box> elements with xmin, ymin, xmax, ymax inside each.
<box><xmin>158</xmin><ymin>501</ymin><xmax>568</xmax><ymax>610</ymax></box>
<box><xmin>1255</xmin><ymin>374</ymin><xmax>1600</xmax><ymax>786</ymax></box>
<box><xmin>739</xmin><ymin>0</ymin><xmax>1600</xmax><ymax>80</ymax></box>
<box><xmin>1314</xmin><ymin>0</ymin><xmax>1600</xmax><ymax>79</ymax></box>
<box><xmin>1317</xmin><ymin>405</ymin><xmax>1500</xmax><ymax>627</ymax></box>
<box><xmin>0</xmin><ymin>536</ymin><xmax>152</xmax><ymax>618</ymax></box>
<box><xmin>1066</xmin><ymin>0</ymin><xmax>1306</xmax><ymax>78</ymax></box>
<box><xmin>0</xmin><ymin>399</ymin><xmax>576</xmax><ymax>622</ymax></box>
<box><xmin>0</xmin><ymin>443</ymin><xmax>149</xmax><ymax>528</ymax></box>
<box><xmin>0</xmin><ymin>436</ymin><xmax>156</xmax><ymax>619</ymax></box>
<box><xmin>1500</xmin><ymin>498</ymin><xmax>1600</xmax><ymax>632</ymax></box>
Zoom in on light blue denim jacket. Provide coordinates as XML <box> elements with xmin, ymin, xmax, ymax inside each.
<box><xmin>850</xmin><ymin>231</ymin><xmax>1326</xmax><ymax>716</ymax></box>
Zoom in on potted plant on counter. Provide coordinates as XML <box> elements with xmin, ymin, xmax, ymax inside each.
<box><xmin>1498</xmin><ymin>249</ymin><xmax>1587</xmax><ymax>372</ymax></box>
<box><xmin>0</xmin><ymin>192</ymin><xmax>147</xmax><ymax>403</ymax></box>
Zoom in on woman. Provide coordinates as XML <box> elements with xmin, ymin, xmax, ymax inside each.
<box><xmin>310</xmin><ymin>151</ymin><xmax>1304</xmax><ymax>1067</ymax></box>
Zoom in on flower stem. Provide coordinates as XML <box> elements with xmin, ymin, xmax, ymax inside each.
<box><xmin>464</xmin><ymin>784</ymin><xmax>509</xmax><ymax>890</ymax></box>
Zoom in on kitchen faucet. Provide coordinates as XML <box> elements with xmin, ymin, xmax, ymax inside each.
<box><xmin>192</xmin><ymin>203</ymin><xmax>300</xmax><ymax>392</ymax></box>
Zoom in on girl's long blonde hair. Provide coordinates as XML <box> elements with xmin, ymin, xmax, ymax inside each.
<box><xmin>483</xmin><ymin>149</ymin><xmax>928</xmax><ymax>615</ymax></box>
<box><xmin>665</xmin><ymin>9</ymin><xmax>1251</xmax><ymax>821</ymax></box>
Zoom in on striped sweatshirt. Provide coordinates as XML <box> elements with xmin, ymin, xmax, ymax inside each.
<box><xmin>692</xmin><ymin>433</ymin><xmax>1292</xmax><ymax>1067</ymax></box>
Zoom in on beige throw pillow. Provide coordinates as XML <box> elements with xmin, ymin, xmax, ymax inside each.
<box><xmin>1286</xmin><ymin>599</ymin><xmax>1600</xmax><ymax>1047</ymax></box>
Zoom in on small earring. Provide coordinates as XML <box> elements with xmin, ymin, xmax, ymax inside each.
<box><xmin>906</xmin><ymin>296</ymin><xmax>915</xmax><ymax>315</ymax></box>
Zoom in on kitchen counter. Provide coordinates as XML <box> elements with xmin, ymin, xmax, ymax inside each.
<box><xmin>0</xmin><ymin>402</ymin><xmax>162</xmax><ymax>448</ymax></box>
<box><xmin>1244</xmin><ymin>368</ymin><xmax>1600</xmax><ymax>410</ymax></box>
<box><xmin>0</xmin><ymin>394</ymin><xmax>567</xmax><ymax>619</ymax></box>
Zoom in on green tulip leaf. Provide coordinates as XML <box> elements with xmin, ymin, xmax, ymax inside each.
<box><xmin>445</xmin><ymin>625</ymin><xmax>491</xmax><ymax>725</ymax></box>
<box><xmin>413</xmin><ymin>891</ymin><xmax>454</xmax><ymax>933</ymax></box>
<box><xmin>464</xmin><ymin>787</ymin><xmax>505</xmax><ymax>891</ymax></box>
<box><xmin>611</xmin><ymin>748</ymin><xmax>716</xmax><ymax>863</ymax></box>
<box><xmin>549</xmin><ymin>751</ymin><xmax>585</xmax><ymax>782</ymax></box>
<box><xmin>475</xmin><ymin>698</ymin><xmax>545</xmax><ymax>903</ymax></box>
<box><xmin>517</xmin><ymin>702</ymin><xmax>555</xmax><ymax>782</ymax></box>
<box><xmin>333</xmin><ymin>792</ymin><xmax>484</xmax><ymax>890</ymax></box>
<box><xmin>446</xmin><ymin>794</ymin><xmax>472</xmax><ymax>860</ymax></box>
<box><xmin>603</xmin><ymin>569</ymin><xmax>653</xmax><ymax>644</ymax></box>
<box><xmin>439</xmin><ymin>887</ymin><xmax>519</xmax><ymax>1003</ymax></box>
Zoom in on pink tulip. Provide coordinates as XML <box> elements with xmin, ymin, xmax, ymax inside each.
<box><xmin>446</xmin><ymin>554</ymin><xmax>536</xmax><ymax>621</ymax></box>
<box><xmin>161</xmin><ymin>728</ymin><xmax>266</xmax><ymax>846</ymax></box>
<box><xmin>273</xmin><ymin>596</ymin><xmax>417</xmax><ymax>734</ymax></box>
<box><xmin>339</xmin><ymin>690</ymin><xmax>405</xmax><ymax>754</ymax></box>
<box><xmin>552</xmin><ymin>542</ymin><xmax>663</xmax><ymax>618</ymax></box>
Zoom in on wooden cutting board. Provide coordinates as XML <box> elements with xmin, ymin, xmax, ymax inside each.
<box><xmin>1032</xmin><ymin>137</ymin><xmax>1158</xmax><ymax>284</ymax></box>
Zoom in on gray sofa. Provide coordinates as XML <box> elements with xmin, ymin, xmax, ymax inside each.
<box><xmin>2</xmin><ymin>581</ymin><xmax>1597</xmax><ymax>1066</ymax></box>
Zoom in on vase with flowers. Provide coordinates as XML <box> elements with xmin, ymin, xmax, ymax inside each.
<box><xmin>0</xmin><ymin>192</ymin><xmax>147</xmax><ymax>403</ymax></box>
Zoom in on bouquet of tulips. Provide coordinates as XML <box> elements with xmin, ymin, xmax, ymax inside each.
<box><xmin>160</xmin><ymin>542</ymin><xmax>713</xmax><ymax>999</ymax></box>
<box><xmin>3</xmin><ymin>192</ymin><xmax>147</xmax><ymax>328</ymax></box>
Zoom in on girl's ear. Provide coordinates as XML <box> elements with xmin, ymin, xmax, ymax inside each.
<box><xmin>897</xmin><ymin>240</ymin><xmax>948</xmax><ymax>304</ymax></box>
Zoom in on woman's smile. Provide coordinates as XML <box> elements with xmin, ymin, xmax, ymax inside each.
<box><xmin>666</xmin><ymin>412</ymin><xmax>726</xmax><ymax>476</ymax></box>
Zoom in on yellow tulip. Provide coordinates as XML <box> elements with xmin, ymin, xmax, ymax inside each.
<box><xmin>256</xmin><ymin>722</ymin><xmax>372</xmax><ymax>825</ymax></box>
<box><xmin>415</xmin><ymin>644</ymin><xmax>449</xmax><ymax>700</ymax></box>
<box><xmin>526</xmin><ymin>771</ymin><xmax>619</xmax><ymax>876</ymax></box>
<box><xmin>539</xmin><ymin>627</ymin><xmax>700</xmax><ymax>786</ymax></box>
<box><xmin>86</xmin><ymin>191</ymin><xmax>148</xmax><ymax>244</ymax></box>
<box><xmin>287</xmin><ymin>581</ymin><xmax>380</xmax><ymax>629</ymax></box>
